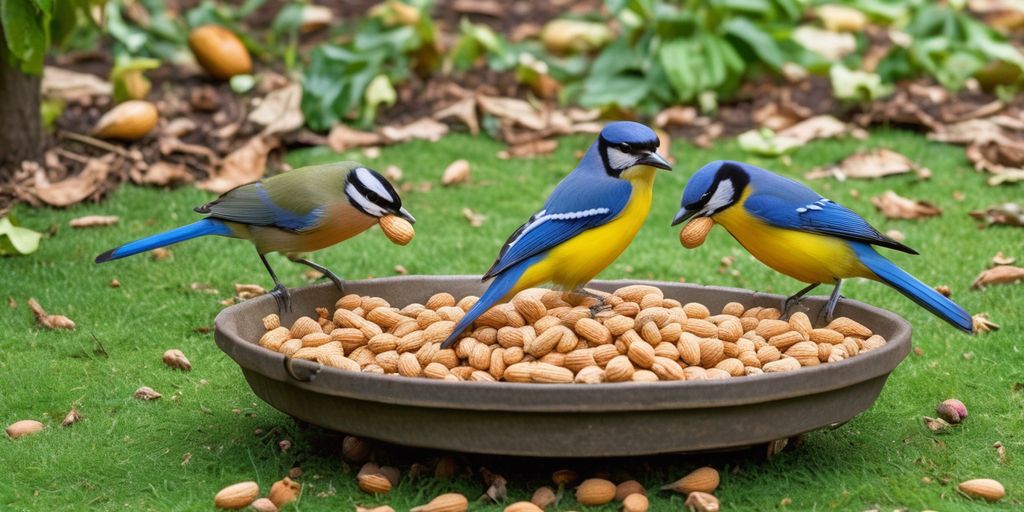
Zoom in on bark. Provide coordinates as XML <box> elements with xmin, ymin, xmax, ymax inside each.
<box><xmin>0</xmin><ymin>25</ymin><xmax>44</xmax><ymax>175</ymax></box>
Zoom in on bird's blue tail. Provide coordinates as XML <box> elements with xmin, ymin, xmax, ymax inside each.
<box><xmin>95</xmin><ymin>218</ymin><xmax>232</xmax><ymax>263</ymax></box>
<box><xmin>852</xmin><ymin>244</ymin><xmax>973</xmax><ymax>333</ymax></box>
<box><xmin>441</xmin><ymin>255</ymin><xmax>541</xmax><ymax>349</ymax></box>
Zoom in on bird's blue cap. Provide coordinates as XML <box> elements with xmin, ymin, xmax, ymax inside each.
<box><xmin>600</xmin><ymin>121</ymin><xmax>660</xmax><ymax>148</ymax></box>
<box><xmin>680</xmin><ymin>160</ymin><xmax>727</xmax><ymax>207</ymax></box>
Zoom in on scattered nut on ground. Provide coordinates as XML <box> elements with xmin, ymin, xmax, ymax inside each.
<box><xmin>254</xmin><ymin>285</ymin><xmax>887</xmax><ymax>383</ymax></box>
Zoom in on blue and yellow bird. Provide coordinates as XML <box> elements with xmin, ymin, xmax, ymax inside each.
<box><xmin>441</xmin><ymin>121</ymin><xmax>672</xmax><ymax>348</ymax></box>
<box><xmin>672</xmin><ymin>160</ymin><xmax>972</xmax><ymax>332</ymax></box>
<box><xmin>96</xmin><ymin>162</ymin><xmax>414</xmax><ymax>310</ymax></box>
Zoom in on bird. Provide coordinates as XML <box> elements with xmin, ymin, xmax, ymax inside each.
<box><xmin>95</xmin><ymin>162</ymin><xmax>415</xmax><ymax>310</ymax></box>
<box><xmin>671</xmin><ymin>160</ymin><xmax>972</xmax><ymax>332</ymax></box>
<box><xmin>441</xmin><ymin>121</ymin><xmax>672</xmax><ymax>348</ymax></box>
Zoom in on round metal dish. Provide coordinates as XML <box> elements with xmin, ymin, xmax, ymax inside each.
<box><xmin>214</xmin><ymin>276</ymin><xmax>911</xmax><ymax>457</ymax></box>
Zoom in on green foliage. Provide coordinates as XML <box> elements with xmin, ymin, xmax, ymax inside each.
<box><xmin>0</xmin><ymin>213</ymin><xmax>42</xmax><ymax>256</ymax></box>
<box><xmin>0</xmin><ymin>0</ymin><xmax>90</xmax><ymax>73</ymax></box>
<box><xmin>300</xmin><ymin>1</ymin><xmax>438</xmax><ymax>131</ymax></box>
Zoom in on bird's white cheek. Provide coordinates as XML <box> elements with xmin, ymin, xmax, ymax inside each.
<box><xmin>704</xmin><ymin>180</ymin><xmax>735</xmax><ymax>213</ymax></box>
<box><xmin>606</xmin><ymin>147</ymin><xmax>636</xmax><ymax>170</ymax></box>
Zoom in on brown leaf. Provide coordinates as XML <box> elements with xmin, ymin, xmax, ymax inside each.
<box><xmin>484</xmin><ymin>474</ymin><xmax>508</xmax><ymax>502</ymax></box>
<box><xmin>477</xmin><ymin>96</ymin><xmax>546</xmax><ymax>131</ymax></box>
<box><xmin>158</xmin><ymin>137</ymin><xmax>220</xmax><ymax>164</ymax></box>
<box><xmin>806</xmin><ymin>149</ymin><xmax>932</xmax><ymax>180</ymax></box>
<box><xmin>133</xmin><ymin>161</ymin><xmax>194</xmax><ymax>186</ymax></box>
<box><xmin>248</xmin><ymin>83</ymin><xmax>304</xmax><ymax>136</ymax></box>
<box><xmin>923</xmin><ymin>416</ymin><xmax>952</xmax><ymax>433</ymax></box>
<box><xmin>199</xmin><ymin>136</ymin><xmax>279</xmax><ymax>194</ymax></box>
<box><xmin>433</xmin><ymin>97</ymin><xmax>479</xmax><ymax>135</ymax></box>
<box><xmin>235</xmin><ymin>283</ymin><xmax>267</xmax><ymax>300</ymax></box>
<box><xmin>992</xmin><ymin>251</ymin><xmax>1015</xmax><ymax>266</ymax></box>
<box><xmin>971</xmin><ymin>265</ymin><xmax>1024</xmax><ymax>289</ymax></box>
<box><xmin>972</xmin><ymin>313</ymin><xmax>1000</xmax><ymax>333</ymax></box>
<box><xmin>969</xmin><ymin>202</ymin><xmax>1024</xmax><ymax>227</ymax></box>
<box><xmin>380</xmin><ymin>118</ymin><xmax>448</xmax><ymax>142</ymax></box>
<box><xmin>384</xmin><ymin>165</ymin><xmax>404</xmax><ymax>182</ymax></box>
<box><xmin>777</xmin><ymin>115</ymin><xmax>849</xmax><ymax>145</ymax></box>
<box><xmin>993</xmin><ymin>441</ymin><xmax>1006</xmax><ymax>463</ymax></box>
<box><xmin>32</xmin><ymin>154</ymin><xmax>114</xmax><ymax>207</ymax></box>
<box><xmin>501</xmin><ymin>139</ymin><xmax>558</xmax><ymax>159</ymax></box>
<box><xmin>60</xmin><ymin>407</ymin><xmax>81</xmax><ymax>427</ymax></box>
<box><xmin>870</xmin><ymin>191</ymin><xmax>942</xmax><ymax>220</ymax></box>
<box><xmin>41</xmin><ymin>66</ymin><xmax>112</xmax><ymax>101</ymax></box>
<box><xmin>69</xmin><ymin>215</ymin><xmax>119</xmax><ymax>228</ymax></box>
<box><xmin>451</xmin><ymin>0</ymin><xmax>503</xmax><ymax>16</ymax></box>
<box><xmin>27</xmin><ymin>298</ymin><xmax>76</xmax><ymax>330</ymax></box>
<box><xmin>462</xmin><ymin>207</ymin><xmax>485</xmax><ymax>227</ymax></box>
<box><xmin>152</xmin><ymin>247</ymin><xmax>171</xmax><ymax>261</ymax></box>
<box><xmin>441</xmin><ymin>159</ymin><xmax>471</xmax><ymax>186</ymax></box>
<box><xmin>134</xmin><ymin>386</ymin><xmax>162</xmax><ymax>400</ymax></box>
<box><xmin>654</xmin><ymin>106</ymin><xmax>697</xmax><ymax>128</ymax></box>
<box><xmin>327</xmin><ymin>124</ymin><xmax>386</xmax><ymax>152</ymax></box>
<box><xmin>161</xmin><ymin>118</ymin><xmax>197</xmax><ymax>138</ymax></box>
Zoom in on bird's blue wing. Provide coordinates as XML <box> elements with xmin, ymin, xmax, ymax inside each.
<box><xmin>483</xmin><ymin>175</ymin><xmax>632</xmax><ymax>279</ymax></box>
<box><xmin>744</xmin><ymin>193</ymin><xmax>917</xmax><ymax>254</ymax></box>
<box><xmin>195</xmin><ymin>182</ymin><xmax>325</xmax><ymax>232</ymax></box>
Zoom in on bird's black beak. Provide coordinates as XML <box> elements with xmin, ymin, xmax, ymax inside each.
<box><xmin>671</xmin><ymin>207</ymin><xmax>697</xmax><ymax>226</ymax></box>
<box><xmin>397</xmin><ymin>207</ymin><xmax>416</xmax><ymax>224</ymax></box>
<box><xmin>639</xmin><ymin>151</ymin><xmax>672</xmax><ymax>171</ymax></box>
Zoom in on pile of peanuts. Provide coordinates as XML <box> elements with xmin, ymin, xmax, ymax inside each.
<box><xmin>256</xmin><ymin>285</ymin><xmax>887</xmax><ymax>383</ymax></box>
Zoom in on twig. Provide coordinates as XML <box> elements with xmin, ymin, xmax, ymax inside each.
<box><xmin>58</xmin><ymin>130</ymin><xmax>138</xmax><ymax>160</ymax></box>
<box><xmin>54</xmin><ymin>148</ymin><xmax>92</xmax><ymax>164</ymax></box>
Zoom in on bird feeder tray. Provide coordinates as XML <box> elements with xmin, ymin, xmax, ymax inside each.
<box><xmin>214</xmin><ymin>276</ymin><xmax>911</xmax><ymax>457</ymax></box>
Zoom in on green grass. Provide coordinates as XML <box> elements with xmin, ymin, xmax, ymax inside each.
<box><xmin>2</xmin><ymin>129</ymin><xmax>1021</xmax><ymax>511</ymax></box>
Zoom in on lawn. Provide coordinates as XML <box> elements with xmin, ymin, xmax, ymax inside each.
<box><xmin>1</xmin><ymin>129</ymin><xmax>1021</xmax><ymax>511</ymax></box>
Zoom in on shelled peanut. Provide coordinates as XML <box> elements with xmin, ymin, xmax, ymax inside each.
<box><xmin>255</xmin><ymin>285</ymin><xmax>887</xmax><ymax>383</ymax></box>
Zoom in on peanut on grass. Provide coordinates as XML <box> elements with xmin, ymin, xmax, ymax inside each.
<box><xmin>254</xmin><ymin>285</ymin><xmax>887</xmax><ymax>383</ymax></box>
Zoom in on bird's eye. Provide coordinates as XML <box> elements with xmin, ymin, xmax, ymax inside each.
<box><xmin>619</xmin><ymin>143</ymin><xmax>632</xmax><ymax>153</ymax></box>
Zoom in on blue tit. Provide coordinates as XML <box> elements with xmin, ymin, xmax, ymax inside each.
<box><xmin>96</xmin><ymin>162</ymin><xmax>415</xmax><ymax>310</ymax></box>
<box><xmin>442</xmin><ymin>121</ymin><xmax>672</xmax><ymax>348</ymax></box>
<box><xmin>673</xmin><ymin>160</ymin><xmax>972</xmax><ymax>332</ymax></box>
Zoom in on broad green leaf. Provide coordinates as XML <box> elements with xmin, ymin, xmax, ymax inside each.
<box><xmin>831</xmin><ymin>63</ymin><xmax>893</xmax><ymax>101</ymax></box>
<box><xmin>722</xmin><ymin>17</ymin><xmax>787</xmax><ymax>70</ymax></box>
<box><xmin>737</xmin><ymin>128</ymin><xmax>801</xmax><ymax>156</ymax></box>
<box><xmin>580</xmin><ymin>72</ymin><xmax>649</xmax><ymax>108</ymax></box>
<box><xmin>1</xmin><ymin>0</ymin><xmax>50</xmax><ymax>73</ymax></box>
<box><xmin>0</xmin><ymin>216</ymin><xmax>42</xmax><ymax>256</ymax></box>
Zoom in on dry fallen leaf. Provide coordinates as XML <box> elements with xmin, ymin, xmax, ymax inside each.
<box><xmin>501</xmin><ymin>139</ymin><xmax>558</xmax><ymax>159</ymax></box>
<box><xmin>972</xmin><ymin>313</ymin><xmax>1000</xmax><ymax>333</ymax></box>
<box><xmin>132</xmin><ymin>161</ymin><xmax>194</xmax><ymax>186</ymax></box>
<box><xmin>654</xmin><ymin>106</ymin><xmax>698</xmax><ymax>128</ymax></box>
<box><xmin>380</xmin><ymin>117</ymin><xmax>448</xmax><ymax>142</ymax></box>
<box><xmin>60</xmin><ymin>407</ymin><xmax>81</xmax><ymax>427</ymax></box>
<box><xmin>871</xmin><ymin>191</ymin><xmax>942</xmax><ymax>220</ymax></box>
<box><xmin>477</xmin><ymin>95</ymin><xmax>547</xmax><ymax>131</ymax></box>
<box><xmin>992</xmin><ymin>251</ymin><xmax>1015</xmax><ymax>266</ymax></box>
<box><xmin>199</xmin><ymin>136</ymin><xmax>279</xmax><ymax>194</ymax></box>
<box><xmin>433</xmin><ymin>97</ymin><xmax>479</xmax><ymax>135</ymax></box>
<box><xmin>969</xmin><ymin>202</ymin><xmax>1024</xmax><ymax>227</ymax></box>
<box><xmin>27</xmin><ymin>298</ymin><xmax>76</xmax><ymax>330</ymax></box>
<box><xmin>778</xmin><ymin>115</ymin><xmax>850</xmax><ymax>144</ymax></box>
<box><xmin>923</xmin><ymin>416</ymin><xmax>952</xmax><ymax>433</ymax></box>
<box><xmin>462</xmin><ymin>207</ymin><xmax>486</xmax><ymax>227</ymax></box>
<box><xmin>248</xmin><ymin>83</ymin><xmax>304</xmax><ymax>136</ymax></box>
<box><xmin>235</xmin><ymin>283</ymin><xmax>267</xmax><ymax>300</ymax></box>
<box><xmin>134</xmin><ymin>386</ymin><xmax>162</xmax><ymax>400</ymax></box>
<box><xmin>972</xmin><ymin>265</ymin><xmax>1024</xmax><ymax>289</ymax></box>
<box><xmin>152</xmin><ymin>247</ymin><xmax>171</xmax><ymax>261</ymax></box>
<box><xmin>190</xmin><ymin>282</ymin><xmax>219</xmax><ymax>295</ymax></box>
<box><xmin>327</xmin><ymin>124</ymin><xmax>386</xmax><ymax>153</ymax></box>
<box><xmin>69</xmin><ymin>215</ymin><xmax>119</xmax><ymax>228</ymax></box>
<box><xmin>442</xmin><ymin>159</ymin><xmax>471</xmax><ymax>186</ymax></box>
<box><xmin>384</xmin><ymin>165</ymin><xmax>403</xmax><ymax>182</ymax></box>
<box><xmin>994</xmin><ymin>441</ymin><xmax>1006</xmax><ymax>463</ymax></box>
<box><xmin>32</xmin><ymin>154</ymin><xmax>114</xmax><ymax>207</ymax></box>
<box><xmin>41</xmin><ymin>66</ymin><xmax>112</xmax><ymax>101</ymax></box>
<box><xmin>806</xmin><ymin>149</ymin><xmax>932</xmax><ymax>180</ymax></box>
<box><xmin>163</xmin><ymin>348</ymin><xmax>193</xmax><ymax>371</ymax></box>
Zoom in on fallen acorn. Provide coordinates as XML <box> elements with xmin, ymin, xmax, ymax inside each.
<box><xmin>188</xmin><ymin>25</ymin><xmax>252</xmax><ymax>79</ymax></box>
<box><xmin>249</xmin><ymin>498</ymin><xmax>278</xmax><ymax>512</ymax></box>
<box><xmin>379</xmin><ymin>215</ymin><xmax>415</xmax><ymax>246</ymax></box>
<box><xmin>662</xmin><ymin>466</ymin><xmax>720</xmax><ymax>494</ymax></box>
<box><xmin>936</xmin><ymin>398</ymin><xmax>968</xmax><ymax>424</ymax></box>
<box><xmin>213</xmin><ymin>481</ymin><xmax>259</xmax><ymax>509</ymax></box>
<box><xmin>162</xmin><ymin>348</ymin><xmax>192</xmax><ymax>371</ymax></box>
<box><xmin>410</xmin><ymin>492</ymin><xmax>469</xmax><ymax>512</ymax></box>
<box><xmin>268</xmin><ymin>476</ymin><xmax>300</xmax><ymax>507</ymax></box>
<box><xmin>680</xmin><ymin>217</ymin><xmax>714</xmax><ymax>249</ymax></box>
<box><xmin>622</xmin><ymin>493</ymin><xmax>649</xmax><ymax>512</ymax></box>
<box><xmin>94</xmin><ymin>100</ymin><xmax>158</xmax><ymax>140</ymax></box>
<box><xmin>505</xmin><ymin>502</ymin><xmax>543</xmax><ymax>512</ymax></box>
<box><xmin>575</xmin><ymin>478</ymin><xmax>616</xmax><ymax>506</ymax></box>
<box><xmin>958</xmin><ymin>478</ymin><xmax>1005</xmax><ymax>502</ymax></box>
<box><xmin>684</xmin><ymin>491</ymin><xmax>720</xmax><ymax>512</ymax></box>
<box><xmin>5</xmin><ymin>419</ymin><xmax>44</xmax><ymax>439</ymax></box>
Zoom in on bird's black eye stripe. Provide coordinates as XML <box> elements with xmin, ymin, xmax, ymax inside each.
<box><xmin>348</xmin><ymin>169</ymin><xmax>402</xmax><ymax>210</ymax></box>
<box><xmin>619</xmin><ymin>143</ymin><xmax>632</xmax><ymax>152</ymax></box>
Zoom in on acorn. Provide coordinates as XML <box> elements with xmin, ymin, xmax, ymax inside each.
<box><xmin>188</xmin><ymin>25</ymin><xmax>252</xmax><ymax>80</ymax></box>
<box><xmin>94</xmin><ymin>100</ymin><xmax>158</xmax><ymax>140</ymax></box>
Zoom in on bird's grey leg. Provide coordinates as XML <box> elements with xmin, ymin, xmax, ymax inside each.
<box><xmin>572</xmin><ymin>288</ymin><xmax>612</xmax><ymax>316</ymax></box>
<box><xmin>822</xmin><ymin>280</ymin><xmax>844</xmax><ymax>324</ymax></box>
<box><xmin>782</xmin><ymin>283</ymin><xmax>820</xmax><ymax>316</ymax></box>
<box><xmin>291</xmin><ymin>257</ymin><xmax>344</xmax><ymax>294</ymax></box>
<box><xmin>259</xmin><ymin>252</ymin><xmax>291</xmax><ymax>312</ymax></box>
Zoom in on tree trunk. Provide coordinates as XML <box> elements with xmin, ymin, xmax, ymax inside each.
<box><xmin>0</xmin><ymin>25</ymin><xmax>44</xmax><ymax>175</ymax></box>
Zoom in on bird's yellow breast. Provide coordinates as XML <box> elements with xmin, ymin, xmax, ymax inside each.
<box><xmin>514</xmin><ymin>167</ymin><xmax>657</xmax><ymax>292</ymax></box>
<box><xmin>713</xmin><ymin>194</ymin><xmax>872</xmax><ymax>284</ymax></box>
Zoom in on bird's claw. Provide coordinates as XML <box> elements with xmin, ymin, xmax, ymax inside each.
<box><xmin>271</xmin><ymin>284</ymin><xmax>292</xmax><ymax>312</ymax></box>
<box><xmin>781</xmin><ymin>296</ymin><xmax>806</xmax><ymax>317</ymax></box>
<box><xmin>589</xmin><ymin>301</ymin><xmax>612</xmax><ymax>317</ymax></box>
